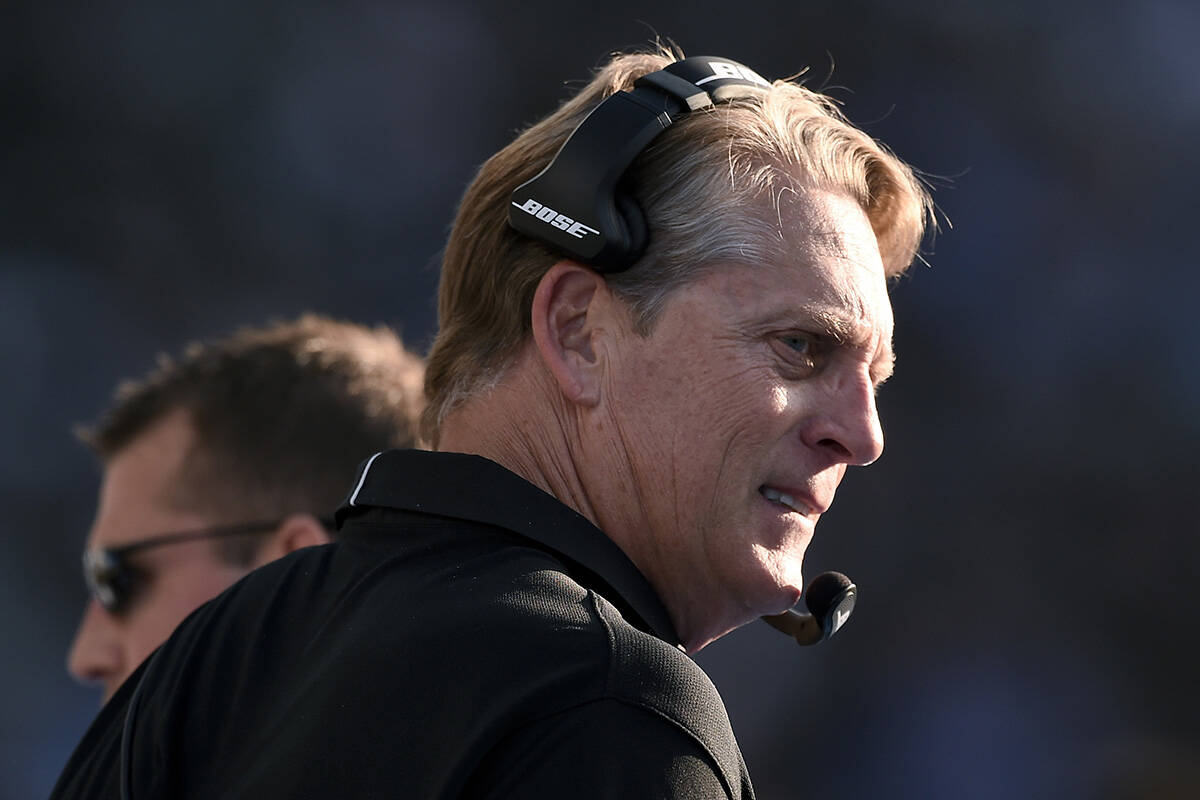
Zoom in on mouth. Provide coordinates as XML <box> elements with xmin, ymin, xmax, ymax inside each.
<box><xmin>758</xmin><ymin>485</ymin><xmax>815</xmax><ymax>518</ymax></box>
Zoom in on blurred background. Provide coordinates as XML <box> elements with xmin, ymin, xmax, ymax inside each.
<box><xmin>3</xmin><ymin>0</ymin><xmax>1197</xmax><ymax>797</ymax></box>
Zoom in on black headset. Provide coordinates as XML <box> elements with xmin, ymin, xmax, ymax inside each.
<box><xmin>507</xmin><ymin>56</ymin><xmax>771</xmax><ymax>273</ymax></box>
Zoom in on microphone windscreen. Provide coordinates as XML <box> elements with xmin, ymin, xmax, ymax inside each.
<box><xmin>804</xmin><ymin>571</ymin><xmax>854</xmax><ymax>621</ymax></box>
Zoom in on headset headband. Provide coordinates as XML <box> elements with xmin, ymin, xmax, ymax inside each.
<box><xmin>507</xmin><ymin>56</ymin><xmax>771</xmax><ymax>272</ymax></box>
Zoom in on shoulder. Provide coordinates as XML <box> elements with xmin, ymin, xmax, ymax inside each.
<box><xmin>589</xmin><ymin>592</ymin><xmax>750</xmax><ymax>796</ymax></box>
<box><xmin>460</xmin><ymin>590</ymin><xmax>754</xmax><ymax>798</ymax></box>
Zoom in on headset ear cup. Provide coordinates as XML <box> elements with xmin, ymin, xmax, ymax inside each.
<box><xmin>614</xmin><ymin>189</ymin><xmax>648</xmax><ymax>265</ymax></box>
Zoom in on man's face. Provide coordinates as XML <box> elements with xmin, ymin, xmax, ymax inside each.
<box><xmin>594</xmin><ymin>188</ymin><xmax>893</xmax><ymax>650</ymax></box>
<box><xmin>67</xmin><ymin>409</ymin><xmax>250</xmax><ymax>703</ymax></box>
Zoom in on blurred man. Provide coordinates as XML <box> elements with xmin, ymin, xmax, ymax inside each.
<box><xmin>52</xmin><ymin>49</ymin><xmax>931</xmax><ymax>798</ymax></box>
<box><xmin>66</xmin><ymin>314</ymin><xmax>425</xmax><ymax>703</ymax></box>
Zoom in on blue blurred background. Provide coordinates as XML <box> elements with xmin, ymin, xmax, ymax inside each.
<box><xmin>3</xmin><ymin>1</ymin><xmax>1197</xmax><ymax>797</ymax></box>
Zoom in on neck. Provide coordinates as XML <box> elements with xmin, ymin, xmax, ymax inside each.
<box><xmin>436</xmin><ymin>350</ymin><xmax>754</xmax><ymax>654</ymax></box>
<box><xmin>438</xmin><ymin>349</ymin><xmax>600</xmax><ymax>528</ymax></box>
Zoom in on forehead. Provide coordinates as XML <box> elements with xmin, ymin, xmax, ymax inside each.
<box><xmin>88</xmin><ymin>409</ymin><xmax>210</xmax><ymax>549</ymax></box>
<box><xmin>704</xmin><ymin>188</ymin><xmax>893</xmax><ymax>340</ymax></box>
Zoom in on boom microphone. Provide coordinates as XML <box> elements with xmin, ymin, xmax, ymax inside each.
<box><xmin>761</xmin><ymin>571</ymin><xmax>856</xmax><ymax>645</ymax></box>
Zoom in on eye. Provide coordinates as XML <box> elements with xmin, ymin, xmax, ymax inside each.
<box><xmin>771</xmin><ymin>332</ymin><xmax>823</xmax><ymax>376</ymax></box>
<box><xmin>111</xmin><ymin>566</ymin><xmax>151</xmax><ymax>616</ymax></box>
<box><xmin>86</xmin><ymin>553</ymin><xmax>150</xmax><ymax>616</ymax></box>
<box><xmin>780</xmin><ymin>335</ymin><xmax>813</xmax><ymax>355</ymax></box>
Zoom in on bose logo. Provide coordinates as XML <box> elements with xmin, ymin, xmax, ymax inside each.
<box><xmin>512</xmin><ymin>198</ymin><xmax>600</xmax><ymax>240</ymax></box>
<box><xmin>694</xmin><ymin>61</ymin><xmax>770</xmax><ymax>87</ymax></box>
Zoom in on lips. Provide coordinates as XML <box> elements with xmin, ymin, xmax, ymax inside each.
<box><xmin>758</xmin><ymin>485</ymin><xmax>816</xmax><ymax>517</ymax></box>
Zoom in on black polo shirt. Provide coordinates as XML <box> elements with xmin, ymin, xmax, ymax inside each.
<box><xmin>51</xmin><ymin>450</ymin><xmax>755</xmax><ymax>799</ymax></box>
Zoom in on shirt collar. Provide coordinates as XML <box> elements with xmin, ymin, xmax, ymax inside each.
<box><xmin>336</xmin><ymin>449</ymin><xmax>681</xmax><ymax>647</ymax></box>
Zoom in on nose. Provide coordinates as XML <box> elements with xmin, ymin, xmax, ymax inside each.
<box><xmin>67</xmin><ymin>599</ymin><xmax>123</xmax><ymax>690</ymax></box>
<box><xmin>800</xmin><ymin>368</ymin><xmax>885</xmax><ymax>466</ymax></box>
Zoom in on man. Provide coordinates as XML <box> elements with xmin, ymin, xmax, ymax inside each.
<box><xmin>66</xmin><ymin>314</ymin><xmax>425</xmax><ymax>703</ymax></box>
<box><xmin>52</xmin><ymin>50</ymin><xmax>930</xmax><ymax>798</ymax></box>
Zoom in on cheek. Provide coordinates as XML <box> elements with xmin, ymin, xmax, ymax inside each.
<box><xmin>678</xmin><ymin>382</ymin><xmax>793</xmax><ymax>506</ymax></box>
<box><xmin>126</xmin><ymin>568</ymin><xmax>237</xmax><ymax>650</ymax></box>
<box><xmin>769</xmin><ymin>385</ymin><xmax>790</xmax><ymax>415</ymax></box>
<box><xmin>613</xmin><ymin>342</ymin><xmax>789</xmax><ymax>500</ymax></box>
<box><xmin>711</xmin><ymin>371</ymin><xmax>795</xmax><ymax>447</ymax></box>
<box><xmin>119</xmin><ymin>601</ymin><xmax>182</xmax><ymax>668</ymax></box>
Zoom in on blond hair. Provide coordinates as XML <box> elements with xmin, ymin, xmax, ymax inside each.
<box><xmin>424</xmin><ymin>49</ymin><xmax>932</xmax><ymax>446</ymax></box>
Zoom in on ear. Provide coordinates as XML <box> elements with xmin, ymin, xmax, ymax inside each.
<box><xmin>530</xmin><ymin>261</ymin><xmax>609</xmax><ymax>407</ymax></box>
<box><xmin>251</xmin><ymin>513</ymin><xmax>332</xmax><ymax>568</ymax></box>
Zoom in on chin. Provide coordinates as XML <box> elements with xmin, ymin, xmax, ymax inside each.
<box><xmin>756</xmin><ymin>583</ymin><xmax>804</xmax><ymax>617</ymax></box>
<box><xmin>681</xmin><ymin>575</ymin><xmax>802</xmax><ymax>654</ymax></box>
<box><xmin>745</xmin><ymin>548</ymin><xmax>806</xmax><ymax>615</ymax></box>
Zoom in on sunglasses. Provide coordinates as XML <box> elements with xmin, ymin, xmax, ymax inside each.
<box><xmin>82</xmin><ymin>520</ymin><xmax>287</xmax><ymax>615</ymax></box>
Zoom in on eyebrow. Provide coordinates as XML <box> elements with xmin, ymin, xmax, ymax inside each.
<box><xmin>870</xmin><ymin>349</ymin><xmax>896</xmax><ymax>389</ymax></box>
